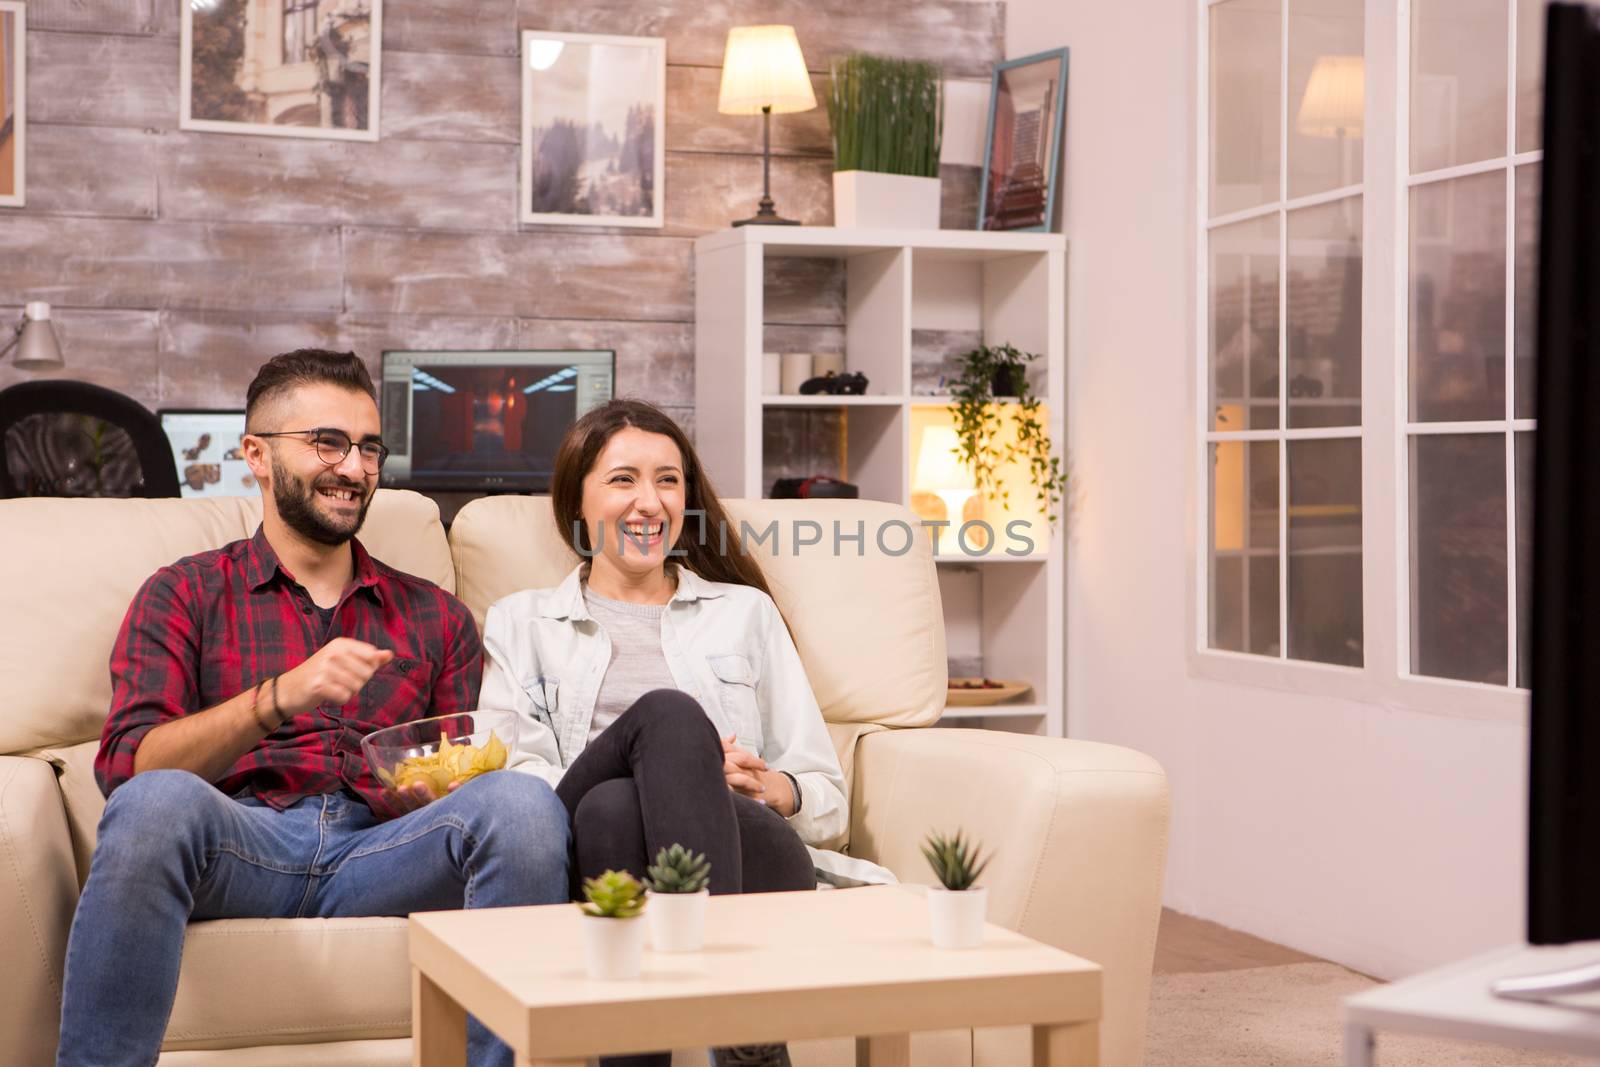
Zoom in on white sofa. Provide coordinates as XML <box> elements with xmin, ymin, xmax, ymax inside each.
<box><xmin>0</xmin><ymin>491</ymin><xmax>1169</xmax><ymax>1066</ymax></box>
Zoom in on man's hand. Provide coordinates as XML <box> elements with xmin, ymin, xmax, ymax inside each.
<box><xmin>376</xmin><ymin>777</ymin><xmax>460</xmax><ymax>819</ymax></box>
<box><xmin>276</xmin><ymin>637</ymin><xmax>393</xmax><ymax>722</ymax></box>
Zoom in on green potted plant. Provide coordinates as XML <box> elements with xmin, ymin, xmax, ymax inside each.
<box><xmin>922</xmin><ymin>830</ymin><xmax>992</xmax><ymax>949</ymax></box>
<box><xmin>644</xmin><ymin>844</ymin><xmax>712</xmax><ymax>952</ymax></box>
<box><xmin>949</xmin><ymin>343</ymin><xmax>1065</xmax><ymax>527</ymax></box>
<box><xmin>827</xmin><ymin>53</ymin><xmax>943</xmax><ymax>228</ymax></box>
<box><xmin>578</xmin><ymin>869</ymin><xmax>648</xmax><ymax>978</ymax></box>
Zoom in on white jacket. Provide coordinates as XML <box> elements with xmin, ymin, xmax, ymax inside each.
<box><xmin>478</xmin><ymin>564</ymin><xmax>850</xmax><ymax>848</ymax></box>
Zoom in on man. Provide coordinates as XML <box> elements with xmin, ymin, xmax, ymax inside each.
<box><xmin>56</xmin><ymin>349</ymin><xmax>569</xmax><ymax>1067</ymax></box>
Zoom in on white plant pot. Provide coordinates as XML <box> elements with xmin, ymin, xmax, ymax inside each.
<box><xmin>647</xmin><ymin>889</ymin><xmax>710</xmax><ymax>952</ymax></box>
<box><xmin>582</xmin><ymin>914</ymin><xmax>647</xmax><ymax>979</ymax></box>
<box><xmin>927</xmin><ymin>886</ymin><xmax>988</xmax><ymax>949</ymax></box>
<box><xmin>832</xmin><ymin>171</ymin><xmax>942</xmax><ymax>229</ymax></box>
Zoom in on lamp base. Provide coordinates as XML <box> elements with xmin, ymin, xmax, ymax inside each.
<box><xmin>732</xmin><ymin>184</ymin><xmax>799</xmax><ymax>227</ymax></box>
<box><xmin>732</xmin><ymin>214</ymin><xmax>801</xmax><ymax>226</ymax></box>
<box><xmin>934</xmin><ymin>489</ymin><xmax>977</xmax><ymax>526</ymax></box>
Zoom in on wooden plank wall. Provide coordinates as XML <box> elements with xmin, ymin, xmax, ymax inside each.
<box><xmin>0</xmin><ymin>0</ymin><xmax>1001</xmax><ymax>443</ymax></box>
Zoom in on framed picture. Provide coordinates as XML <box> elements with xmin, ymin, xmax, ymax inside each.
<box><xmin>0</xmin><ymin>1</ymin><xmax>24</xmax><ymax>208</ymax></box>
<box><xmin>978</xmin><ymin>47</ymin><xmax>1069</xmax><ymax>233</ymax></box>
<box><xmin>181</xmin><ymin>0</ymin><xmax>382</xmax><ymax>142</ymax></box>
<box><xmin>520</xmin><ymin>31</ymin><xmax>665</xmax><ymax>228</ymax></box>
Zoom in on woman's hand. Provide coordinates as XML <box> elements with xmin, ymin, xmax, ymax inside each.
<box><xmin>721</xmin><ymin>734</ymin><xmax>767</xmax><ymax>799</ymax></box>
<box><xmin>721</xmin><ymin>735</ymin><xmax>796</xmax><ymax>816</ymax></box>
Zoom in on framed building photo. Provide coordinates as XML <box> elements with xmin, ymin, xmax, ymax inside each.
<box><xmin>0</xmin><ymin>1</ymin><xmax>23</xmax><ymax>208</ymax></box>
<box><xmin>181</xmin><ymin>0</ymin><xmax>382</xmax><ymax>141</ymax></box>
<box><xmin>520</xmin><ymin>31</ymin><xmax>665</xmax><ymax>228</ymax></box>
<box><xmin>979</xmin><ymin>47</ymin><xmax>1069</xmax><ymax>232</ymax></box>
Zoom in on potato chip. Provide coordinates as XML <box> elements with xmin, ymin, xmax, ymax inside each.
<box><xmin>385</xmin><ymin>729</ymin><xmax>509</xmax><ymax>796</ymax></box>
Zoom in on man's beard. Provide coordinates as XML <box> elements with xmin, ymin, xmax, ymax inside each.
<box><xmin>271</xmin><ymin>457</ymin><xmax>372</xmax><ymax>546</ymax></box>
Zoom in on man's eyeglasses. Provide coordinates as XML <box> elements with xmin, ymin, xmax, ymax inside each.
<box><xmin>253</xmin><ymin>428</ymin><xmax>390</xmax><ymax>473</ymax></box>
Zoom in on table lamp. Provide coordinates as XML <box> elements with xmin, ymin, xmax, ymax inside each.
<box><xmin>914</xmin><ymin>425</ymin><xmax>976</xmax><ymax>527</ymax></box>
<box><xmin>1296</xmin><ymin>55</ymin><xmax>1363</xmax><ymax>188</ymax></box>
<box><xmin>718</xmin><ymin>25</ymin><xmax>817</xmax><ymax>226</ymax></box>
<box><xmin>2</xmin><ymin>302</ymin><xmax>65</xmax><ymax>370</ymax></box>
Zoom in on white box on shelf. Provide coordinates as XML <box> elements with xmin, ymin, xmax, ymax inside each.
<box><xmin>832</xmin><ymin>171</ymin><xmax>942</xmax><ymax>229</ymax></box>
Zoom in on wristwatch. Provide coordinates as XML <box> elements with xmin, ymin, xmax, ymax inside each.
<box><xmin>780</xmin><ymin>771</ymin><xmax>802</xmax><ymax>816</ymax></box>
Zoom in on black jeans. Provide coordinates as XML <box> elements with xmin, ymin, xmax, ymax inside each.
<box><xmin>555</xmin><ymin>690</ymin><xmax>815</xmax><ymax>1067</ymax></box>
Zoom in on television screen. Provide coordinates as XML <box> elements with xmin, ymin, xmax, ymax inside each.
<box><xmin>157</xmin><ymin>409</ymin><xmax>256</xmax><ymax>499</ymax></box>
<box><xmin>380</xmin><ymin>350</ymin><xmax>614</xmax><ymax>491</ymax></box>
<box><xmin>1526</xmin><ymin>1</ymin><xmax>1600</xmax><ymax>947</ymax></box>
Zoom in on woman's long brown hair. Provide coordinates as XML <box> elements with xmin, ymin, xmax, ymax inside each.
<box><xmin>550</xmin><ymin>398</ymin><xmax>779</xmax><ymax>601</ymax></box>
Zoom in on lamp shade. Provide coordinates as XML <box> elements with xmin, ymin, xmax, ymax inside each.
<box><xmin>13</xmin><ymin>302</ymin><xmax>64</xmax><ymax>371</ymax></box>
<box><xmin>718</xmin><ymin>25</ymin><xmax>817</xmax><ymax>116</ymax></box>
<box><xmin>914</xmin><ymin>426</ymin><xmax>971</xmax><ymax>492</ymax></box>
<box><xmin>1296</xmin><ymin>54</ymin><xmax>1364</xmax><ymax>137</ymax></box>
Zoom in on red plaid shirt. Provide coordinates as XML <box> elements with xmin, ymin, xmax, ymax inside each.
<box><xmin>95</xmin><ymin>526</ymin><xmax>482</xmax><ymax>814</ymax></box>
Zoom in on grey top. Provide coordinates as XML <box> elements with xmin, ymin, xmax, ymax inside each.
<box><xmin>582</xmin><ymin>584</ymin><xmax>675</xmax><ymax>743</ymax></box>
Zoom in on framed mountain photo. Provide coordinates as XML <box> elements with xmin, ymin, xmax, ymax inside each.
<box><xmin>520</xmin><ymin>31</ymin><xmax>665</xmax><ymax>227</ymax></box>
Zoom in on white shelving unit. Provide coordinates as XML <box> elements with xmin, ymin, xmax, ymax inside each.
<box><xmin>694</xmin><ymin>226</ymin><xmax>1067</xmax><ymax>737</ymax></box>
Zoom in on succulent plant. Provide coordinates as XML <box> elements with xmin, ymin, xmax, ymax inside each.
<box><xmin>646</xmin><ymin>844</ymin><xmax>711</xmax><ymax>895</ymax></box>
<box><xmin>579</xmin><ymin>869</ymin><xmax>647</xmax><ymax>918</ymax></box>
<box><xmin>921</xmin><ymin>830</ymin><xmax>991</xmax><ymax>892</ymax></box>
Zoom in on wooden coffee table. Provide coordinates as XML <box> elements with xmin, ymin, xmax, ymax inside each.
<box><xmin>409</xmin><ymin>884</ymin><xmax>1101</xmax><ymax>1066</ymax></box>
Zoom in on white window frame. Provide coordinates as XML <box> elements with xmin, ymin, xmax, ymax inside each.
<box><xmin>1190</xmin><ymin>0</ymin><xmax>1531</xmax><ymax>722</ymax></box>
<box><xmin>1396</xmin><ymin>1</ymin><xmax>1541</xmax><ymax>694</ymax></box>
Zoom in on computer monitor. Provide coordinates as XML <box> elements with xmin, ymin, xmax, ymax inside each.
<box><xmin>380</xmin><ymin>349</ymin><xmax>615</xmax><ymax>491</ymax></box>
<box><xmin>157</xmin><ymin>409</ymin><xmax>256</xmax><ymax>499</ymax></box>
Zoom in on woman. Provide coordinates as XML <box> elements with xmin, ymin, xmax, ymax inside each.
<box><xmin>478</xmin><ymin>399</ymin><xmax>848</xmax><ymax>1067</ymax></box>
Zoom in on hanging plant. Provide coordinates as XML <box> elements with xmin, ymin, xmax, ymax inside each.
<box><xmin>948</xmin><ymin>343</ymin><xmax>1064</xmax><ymax>525</ymax></box>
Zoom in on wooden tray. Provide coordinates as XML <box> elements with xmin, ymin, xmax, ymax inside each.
<box><xmin>945</xmin><ymin>678</ymin><xmax>1033</xmax><ymax>706</ymax></box>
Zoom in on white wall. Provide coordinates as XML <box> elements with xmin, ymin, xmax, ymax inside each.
<box><xmin>1002</xmin><ymin>0</ymin><xmax>1532</xmax><ymax>980</ymax></box>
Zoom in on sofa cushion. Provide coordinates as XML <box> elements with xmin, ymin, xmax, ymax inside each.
<box><xmin>35</xmin><ymin>740</ymin><xmax>101</xmax><ymax>886</ymax></box>
<box><xmin>450</xmin><ymin>497</ymin><xmax>946</xmax><ymax>730</ymax></box>
<box><xmin>0</xmin><ymin>756</ymin><xmax>79</xmax><ymax>1067</ymax></box>
<box><xmin>0</xmin><ymin>491</ymin><xmax>453</xmax><ymax>755</ymax></box>
<box><xmin>162</xmin><ymin>917</ymin><xmax>410</xmax><ymax>1050</ymax></box>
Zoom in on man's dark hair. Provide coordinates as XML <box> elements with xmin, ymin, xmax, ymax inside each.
<box><xmin>245</xmin><ymin>349</ymin><xmax>375</xmax><ymax>430</ymax></box>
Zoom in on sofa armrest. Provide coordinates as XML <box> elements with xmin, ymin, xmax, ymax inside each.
<box><xmin>848</xmin><ymin>728</ymin><xmax>1169</xmax><ymax>1067</ymax></box>
<box><xmin>0</xmin><ymin>755</ymin><xmax>79</xmax><ymax>1066</ymax></box>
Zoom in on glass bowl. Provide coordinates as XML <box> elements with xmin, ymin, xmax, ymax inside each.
<box><xmin>361</xmin><ymin>711</ymin><xmax>519</xmax><ymax>802</ymax></box>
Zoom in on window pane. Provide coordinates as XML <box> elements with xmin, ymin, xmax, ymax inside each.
<box><xmin>1516</xmin><ymin>431</ymin><xmax>1533</xmax><ymax>688</ymax></box>
<box><xmin>1210</xmin><ymin>215</ymin><xmax>1281</xmax><ymax>431</ymax></box>
<box><xmin>1514</xmin><ymin>163</ymin><xmax>1540</xmax><ymax>419</ymax></box>
<box><xmin>1288</xmin><ymin>0</ymin><xmax>1363</xmax><ymax>199</ymax></box>
<box><xmin>1211</xmin><ymin>0</ymin><xmax>1282</xmax><ymax>216</ymax></box>
<box><xmin>1410</xmin><ymin>433</ymin><xmax>1508</xmax><ymax>684</ymax></box>
<box><xmin>1211</xmin><ymin>441</ymin><xmax>1281</xmax><ymax>655</ymax></box>
<box><xmin>1288</xmin><ymin>438</ymin><xmax>1363</xmax><ymax>665</ymax></box>
<box><xmin>1516</xmin><ymin>0</ymin><xmax>1546</xmax><ymax>154</ymax></box>
<box><xmin>1410</xmin><ymin>172</ymin><xmax>1507</xmax><ymax>423</ymax></box>
<box><xmin>1411</xmin><ymin>0</ymin><xmax>1508</xmax><ymax>174</ymax></box>
<box><xmin>1288</xmin><ymin>196</ymin><xmax>1362</xmax><ymax>428</ymax></box>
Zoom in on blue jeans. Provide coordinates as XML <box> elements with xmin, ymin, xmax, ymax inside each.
<box><xmin>56</xmin><ymin>769</ymin><xmax>570</xmax><ymax>1067</ymax></box>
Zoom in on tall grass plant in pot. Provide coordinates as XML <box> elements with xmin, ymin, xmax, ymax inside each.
<box><xmin>828</xmin><ymin>53</ymin><xmax>943</xmax><ymax>228</ymax></box>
